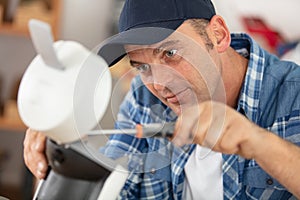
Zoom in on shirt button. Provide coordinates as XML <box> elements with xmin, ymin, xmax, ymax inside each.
<box><xmin>266</xmin><ymin>178</ymin><xmax>274</xmax><ymax>185</ymax></box>
<box><xmin>150</xmin><ymin>168</ymin><xmax>156</xmax><ymax>174</ymax></box>
<box><xmin>139</xmin><ymin>159</ymin><xmax>143</xmax><ymax>165</ymax></box>
<box><xmin>183</xmin><ymin>146</ymin><xmax>190</xmax><ymax>152</ymax></box>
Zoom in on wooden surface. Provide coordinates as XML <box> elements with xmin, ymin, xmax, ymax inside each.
<box><xmin>0</xmin><ymin>117</ymin><xmax>26</xmax><ymax>132</ymax></box>
<box><xmin>0</xmin><ymin>0</ymin><xmax>61</xmax><ymax>39</ymax></box>
<box><xmin>0</xmin><ymin>100</ymin><xmax>26</xmax><ymax>132</ymax></box>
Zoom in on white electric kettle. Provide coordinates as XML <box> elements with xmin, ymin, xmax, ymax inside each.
<box><xmin>17</xmin><ymin>19</ymin><xmax>112</xmax><ymax>144</ymax></box>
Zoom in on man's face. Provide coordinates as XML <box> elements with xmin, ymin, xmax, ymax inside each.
<box><xmin>126</xmin><ymin>22</ymin><xmax>224</xmax><ymax>115</ymax></box>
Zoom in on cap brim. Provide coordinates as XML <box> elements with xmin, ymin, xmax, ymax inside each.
<box><xmin>97</xmin><ymin>27</ymin><xmax>176</xmax><ymax>66</ymax></box>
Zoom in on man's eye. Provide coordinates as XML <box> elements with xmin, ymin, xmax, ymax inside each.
<box><xmin>165</xmin><ymin>49</ymin><xmax>177</xmax><ymax>58</ymax></box>
<box><xmin>136</xmin><ymin>64</ymin><xmax>151</xmax><ymax>73</ymax></box>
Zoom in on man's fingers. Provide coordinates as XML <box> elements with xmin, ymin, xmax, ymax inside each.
<box><xmin>34</xmin><ymin>133</ymin><xmax>47</xmax><ymax>152</ymax></box>
<box><xmin>23</xmin><ymin>128</ymin><xmax>48</xmax><ymax>179</ymax></box>
<box><xmin>172</xmin><ymin>101</ymin><xmax>227</xmax><ymax>150</ymax></box>
<box><xmin>172</xmin><ymin>105</ymin><xmax>202</xmax><ymax>146</ymax></box>
<box><xmin>36</xmin><ymin>160</ymin><xmax>48</xmax><ymax>179</ymax></box>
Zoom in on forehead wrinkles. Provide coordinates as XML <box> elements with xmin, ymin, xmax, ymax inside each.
<box><xmin>125</xmin><ymin>39</ymin><xmax>182</xmax><ymax>56</ymax></box>
<box><xmin>126</xmin><ymin>48</ymin><xmax>152</xmax><ymax>62</ymax></box>
<box><xmin>125</xmin><ymin>44</ymin><xmax>153</xmax><ymax>54</ymax></box>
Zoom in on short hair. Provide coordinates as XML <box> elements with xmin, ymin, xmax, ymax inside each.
<box><xmin>187</xmin><ymin>19</ymin><xmax>214</xmax><ymax>50</ymax></box>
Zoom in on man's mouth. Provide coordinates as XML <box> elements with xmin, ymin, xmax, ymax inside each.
<box><xmin>165</xmin><ymin>88</ymin><xmax>189</xmax><ymax>104</ymax></box>
<box><xmin>166</xmin><ymin>95</ymin><xmax>178</xmax><ymax>104</ymax></box>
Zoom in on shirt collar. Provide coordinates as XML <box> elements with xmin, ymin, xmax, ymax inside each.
<box><xmin>230</xmin><ymin>33</ymin><xmax>266</xmax><ymax>123</ymax></box>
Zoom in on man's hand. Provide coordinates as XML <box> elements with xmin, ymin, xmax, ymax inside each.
<box><xmin>173</xmin><ymin>101</ymin><xmax>300</xmax><ymax>198</ymax></box>
<box><xmin>172</xmin><ymin>101</ymin><xmax>264</xmax><ymax>159</ymax></box>
<box><xmin>23</xmin><ymin>129</ymin><xmax>48</xmax><ymax>179</ymax></box>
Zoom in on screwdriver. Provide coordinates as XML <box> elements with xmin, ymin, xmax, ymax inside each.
<box><xmin>87</xmin><ymin>122</ymin><xmax>175</xmax><ymax>138</ymax></box>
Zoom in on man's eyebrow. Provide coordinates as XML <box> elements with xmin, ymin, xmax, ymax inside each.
<box><xmin>156</xmin><ymin>40</ymin><xmax>181</xmax><ymax>51</ymax></box>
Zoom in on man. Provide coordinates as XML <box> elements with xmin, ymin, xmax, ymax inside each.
<box><xmin>24</xmin><ymin>0</ymin><xmax>300</xmax><ymax>199</ymax></box>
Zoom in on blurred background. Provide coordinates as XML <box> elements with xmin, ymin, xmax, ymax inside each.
<box><xmin>0</xmin><ymin>0</ymin><xmax>299</xmax><ymax>199</ymax></box>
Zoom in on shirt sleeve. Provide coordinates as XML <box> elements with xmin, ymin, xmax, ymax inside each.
<box><xmin>100</xmin><ymin>76</ymin><xmax>149</xmax><ymax>199</ymax></box>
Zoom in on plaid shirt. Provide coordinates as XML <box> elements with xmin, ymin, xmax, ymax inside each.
<box><xmin>101</xmin><ymin>33</ymin><xmax>300</xmax><ymax>199</ymax></box>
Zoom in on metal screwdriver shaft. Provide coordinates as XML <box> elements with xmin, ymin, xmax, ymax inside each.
<box><xmin>87</xmin><ymin>122</ymin><xmax>175</xmax><ymax>138</ymax></box>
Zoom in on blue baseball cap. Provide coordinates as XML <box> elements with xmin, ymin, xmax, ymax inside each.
<box><xmin>98</xmin><ymin>0</ymin><xmax>216</xmax><ymax>66</ymax></box>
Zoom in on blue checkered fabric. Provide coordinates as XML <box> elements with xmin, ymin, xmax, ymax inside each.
<box><xmin>100</xmin><ymin>33</ymin><xmax>300</xmax><ymax>199</ymax></box>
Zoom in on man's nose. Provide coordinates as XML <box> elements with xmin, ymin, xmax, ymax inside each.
<box><xmin>153</xmin><ymin>82</ymin><xmax>165</xmax><ymax>92</ymax></box>
<box><xmin>151</xmin><ymin>65</ymin><xmax>171</xmax><ymax>92</ymax></box>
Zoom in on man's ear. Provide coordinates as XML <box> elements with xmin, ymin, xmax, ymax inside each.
<box><xmin>209</xmin><ymin>15</ymin><xmax>231</xmax><ymax>53</ymax></box>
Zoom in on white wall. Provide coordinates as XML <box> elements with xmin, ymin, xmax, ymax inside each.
<box><xmin>59</xmin><ymin>0</ymin><xmax>116</xmax><ymax>50</ymax></box>
<box><xmin>212</xmin><ymin>0</ymin><xmax>300</xmax><ymax>42</ymax></box>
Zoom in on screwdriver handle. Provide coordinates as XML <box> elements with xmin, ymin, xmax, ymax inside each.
<box><xmin>136</xmin><ymin>122</ymin><xmax>175</xmax><ymax>138</ymax></box>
